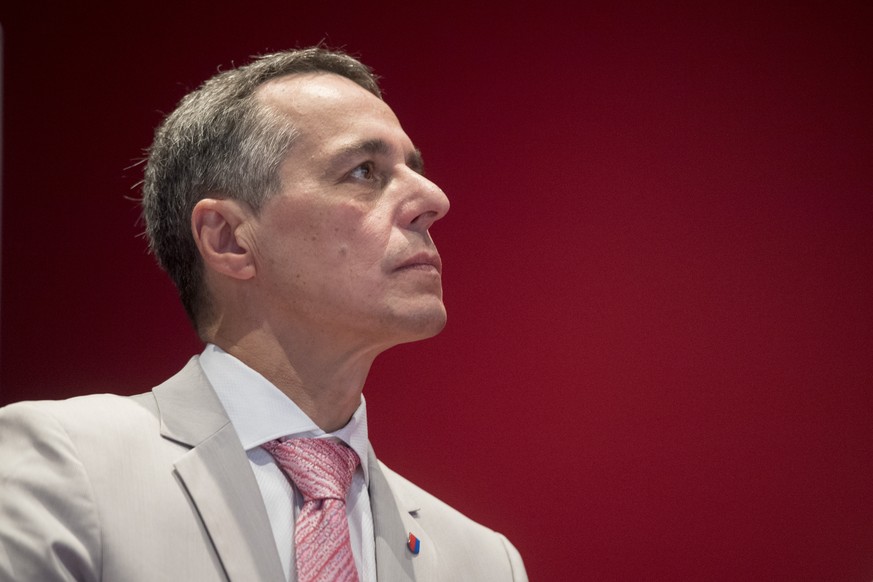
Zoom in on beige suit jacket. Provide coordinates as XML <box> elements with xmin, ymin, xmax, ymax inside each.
<box><xmin>0</xmin><ymin>358</ymin><xmax>526</xmax><ymax>581</ymax></box>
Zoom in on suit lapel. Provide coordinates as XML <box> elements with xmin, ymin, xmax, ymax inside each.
<box><xmin>369</xmin><ymin>448</ymin><xmax>436</xmax><ymax>581</ymax></box>
<box><xmin>153</xmin><ymin>358</ymin><xmax>285</xmax><ymax>582</ymax></box>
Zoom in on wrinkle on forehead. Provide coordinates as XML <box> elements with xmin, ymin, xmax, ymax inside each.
<box><xmin>255</xmin><ymin>72</ymin><xmax>387</xmax><ymax>117</ymax></box>
<box><xmin>256</xmin><ymin>73</ymin><xmax>415</xmax><ymax>171</ymax></box>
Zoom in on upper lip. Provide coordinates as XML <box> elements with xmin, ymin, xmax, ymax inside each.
<box><xmin>395</xmin><ymin>252</ymin><xmax>442</xmax><ymax>274</ymax></box>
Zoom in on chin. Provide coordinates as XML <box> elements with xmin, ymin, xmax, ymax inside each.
<box><xmin>393</xmin><ymin>305</ymin><xmax>447</xmax><ymax>344</ymax></box>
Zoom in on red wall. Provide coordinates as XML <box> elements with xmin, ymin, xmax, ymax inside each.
<box><xmin>2</xmin><ymin>2</ymin><xmax>872</xmax><ymax>580</ymax></box>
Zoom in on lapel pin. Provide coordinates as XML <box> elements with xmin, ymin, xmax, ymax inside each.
<box><xmin>407</xmin><ymin>533</ymin><xmax>421</xmax><ymax>555</ymax></box>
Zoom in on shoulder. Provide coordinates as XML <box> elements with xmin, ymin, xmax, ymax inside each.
<box><xmin>376</xmin><ymin>461</ymin><xmax>528</xmax><ymax>581</ymax></box>
<box><xmin>0</xmin><ymin>392</ymin><xmax>172</xmax><ymax>504</ymax></box>
<box><xmin>377</xmin><ymin>461</ymin><xmax>489</xmax><ymax>531</ymax></box>
<box><xmin>0</xmin><ymin>355</ymin><xmax>207</xmax><ymax>450</ymax></box>
<box><xmin>0</xmin><ymin>392</ymin><xmax>159</xmax><ymax>449</ymax></box>
<box><xmin>0</xmin><ymin>393</ymin><xmax>160</xmax><ymax>581</ymax></box>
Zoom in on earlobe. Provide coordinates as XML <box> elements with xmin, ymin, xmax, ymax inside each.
<box><xmin>191</xmin><ymin>198</ymin><xmax>256</xmax><ymax>280</ymax></box>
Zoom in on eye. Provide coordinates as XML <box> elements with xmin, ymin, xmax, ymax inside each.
<box><xmin>349</xmin><ymin>162</ymin><xmax>376</xmax><ymax>181</ymax></box>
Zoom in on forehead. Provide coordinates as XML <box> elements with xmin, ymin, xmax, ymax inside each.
<box><xmin>255</xmin><ymin>72</ymin><xmax>408</xmax><ymax>147</ymax></box>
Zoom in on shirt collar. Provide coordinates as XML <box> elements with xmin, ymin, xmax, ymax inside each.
<box><xmin>199</xmin><ymin>343</ymin><xmax>370</xmax><ymax>483</ymax></box>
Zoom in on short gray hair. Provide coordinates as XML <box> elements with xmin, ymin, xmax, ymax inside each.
<box><xmin>142</xmin><ymin>47</ymin><xmax>381</xmax><ymax>332</ymax></box>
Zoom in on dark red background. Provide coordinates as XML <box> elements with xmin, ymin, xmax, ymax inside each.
<box><xmin>2</xmin><ymin>2</ymin><xmax>872</xmax><ymax>580</ymax></box>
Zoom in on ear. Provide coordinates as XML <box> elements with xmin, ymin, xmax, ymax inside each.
<box><xmin>191</xmin><ymin>198</ymin><xmax>256</xmax><ymax>280</ymax></box>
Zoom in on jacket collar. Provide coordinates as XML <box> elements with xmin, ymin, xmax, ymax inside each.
<box><xmin>153</xmin><ymin>357</ymin><xmax>286</xmax><ymax>582</ymax></box>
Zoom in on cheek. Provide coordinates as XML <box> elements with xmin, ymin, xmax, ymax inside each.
<box><xmin>263</xmin><ymin>198</ymin><xmax>393</xmax><ymax>275</ymax></box>
<box><xmin>283</xmin><ymin>204</ymin><xmax>363</xmax><ymax>261</ymax></box>
<box><xmin>331</xmin><ymin>208</ymin><xmax>393</xmax><ymax>265</ymax></box>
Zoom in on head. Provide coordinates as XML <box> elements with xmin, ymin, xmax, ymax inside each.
<box><xmin>142</xmin><ymin>48</ymin><xmax>449</xmax><ymax>350</ymax></box>
<box><xmin>142</xmin><ymin>47</ymin><xmax>382</xmax><ymax>332</ymax></box>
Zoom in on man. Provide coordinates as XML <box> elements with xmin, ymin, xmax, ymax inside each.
<box><xmin>0</xmin><ymin>48</ymin><xmax>527</xmax><ymax>581</ymax></box>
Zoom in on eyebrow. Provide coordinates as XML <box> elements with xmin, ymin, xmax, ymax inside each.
<box><xmin>333</xmin><ymin>138</ymin><xmax>426</xmax><ymax>175</ymax></box>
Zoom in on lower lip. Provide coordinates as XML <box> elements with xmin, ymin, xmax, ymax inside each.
<box><xmin>397</xmin><ymin>264</ymin><xmax>441</xmax><ymax>274</ymax></box>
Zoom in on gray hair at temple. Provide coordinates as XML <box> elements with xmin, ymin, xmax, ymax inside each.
<box><xmin>141</xmin><ymin>47</ymin><xmax>382</xmax><ymax>333</ymax></box>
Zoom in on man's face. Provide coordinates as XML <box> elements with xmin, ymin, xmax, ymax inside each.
<box><xmin>246</xmin><ymin>73</ymin><xmax>450</xmax><ymax>351</ymax></box>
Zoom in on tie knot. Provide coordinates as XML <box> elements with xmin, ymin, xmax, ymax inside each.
<box><xmin>263</xmin><ymin>438</ymin><xmax>360</xmax><ymax>502</ymax></box>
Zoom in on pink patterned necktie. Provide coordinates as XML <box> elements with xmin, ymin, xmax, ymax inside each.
<box><xmin>262</xmin><ymin>438</ymin><xmax>361</xmax><ymax>582</ymax></box>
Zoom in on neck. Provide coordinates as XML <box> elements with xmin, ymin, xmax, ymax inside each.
<box><xmin>210</xmin><ymin>325</ymin><xmax>382</xmax><ymax>433</ymax></box>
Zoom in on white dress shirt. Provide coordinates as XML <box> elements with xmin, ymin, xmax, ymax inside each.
<box><xmin>200</xmin><ymin>344</ymin><xmax>376</xmax><ymax>582</ymax></box>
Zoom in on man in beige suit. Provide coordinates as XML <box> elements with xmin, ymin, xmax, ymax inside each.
<box><xmin>0</xmin><ymin>48</ymin><xmax>527</xmax><ymax>581</ymax></box>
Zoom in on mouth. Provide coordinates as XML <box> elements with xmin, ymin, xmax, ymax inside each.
<box><xmin>395</xmin><ymin>252</ymin><xmax>442</xmax><ymax>274</ymax></box>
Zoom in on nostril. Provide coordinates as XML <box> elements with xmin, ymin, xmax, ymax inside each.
<box><xmin>410</xmin><ymin>210</ymin><xmax>441</xmax><ymax>231</ymax></box>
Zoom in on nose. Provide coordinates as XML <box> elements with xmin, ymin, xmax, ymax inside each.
<box><xmin>399</xmin><ymin>169</ymin><xmax>450</xmax><ymax>233</ymax></box>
